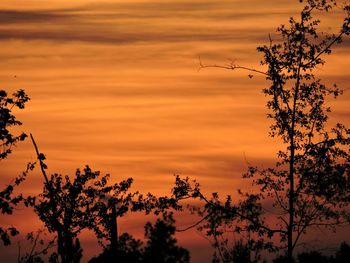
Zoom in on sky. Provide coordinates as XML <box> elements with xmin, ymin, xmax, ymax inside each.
<box><xmin>1</xmin><ymin>0</ymin><xmax>350</xmax><ymax>262</ymax></box>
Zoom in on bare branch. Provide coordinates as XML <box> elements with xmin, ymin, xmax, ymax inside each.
<box><xmin>302</xmin><ymin>30</ymin><xmax>346</xmax><ymax>68</ymax></box>
<box><xmin>30</xmin><ymin>134</ymin><xmax>50</xmax><ymax>188</ymax></box>
<box><xmin>198</xmin><ymin>56</ymin><xmax>268</xmax><ymax>76</ymax></box>
<box><xmin>177</xmin><ymin>213</ymin><xmax>211</xmax><ymax>232</ymax></box>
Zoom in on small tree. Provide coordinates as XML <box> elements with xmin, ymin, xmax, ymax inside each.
<box><xmin>88</xmin><ymin>232</ymin><xmax>143</xmax><ymax>263</ymax></box>
<box><xmin>143</xmin><ymin>213</ymin><xmax>190</xmax><ymax>263</ymax></box>
<box><xmin>174</xmin><ymin>0</ymin><xmax>350</xmax><ymax>262</ymax></box>
<box><xmin>34</xmin><ymin>166</ymin><xmax>103</xmax><ymax>263</ymax></box>
<box><xmin>84</xmin><ymin>175</ymin><xmax>137</xmax><ymax>255</ymax></box>
<box><xmin>31</xmin><ymin>132</ymin><xmax>137</xmax><ymax>263</ymax></box>
<box><xmin>333</xmin><ymin>242</ymin><xmax>350</xmax><ymax>263</ymax></box>
<box><xmin>89</xmin><ymin>213</ymin><xmax>190</xmax><ymax>263</ymax></box>
<box><xmin>88</xmin><ymin>176</ymin><xmax>183</xmax><ymax>262</ymax></box>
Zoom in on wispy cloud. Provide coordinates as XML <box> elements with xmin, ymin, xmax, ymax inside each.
<box><xmin>0</xmin><ymin>0</ymin><xmax>295</xmax><ymax>44</ymax></box>
<box><xmin>0</xmin><ymin>9</ymin><xmax>75</xmax><ymax>23</ymax></box>
<box><xmin>0</xmin><ymin>27</ymin><xmax>269</xmax><ymax>45</ymax></box>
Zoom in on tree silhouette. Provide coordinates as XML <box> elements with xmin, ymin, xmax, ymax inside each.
<box><xmin>0</xmin><ymin>89</ymin><xmax>29</xmax><ymax>159</ymax></box>
<box><xmin>143</xmin><ymin>213</ymin><xmax>190</xmax><ymax>263</ymax></box>
<box><xmin>34</xmin><ymin>165</ymin><xmax>103</xmax><ymax>263</ymax></box>
<box><xmin>297</xmin><ymin>251</ymin><xmax>328</xmax><ymax>263</ymax></box>
<box><xmin>173</xmin><ymin>0</ymin><xmax>350</xmax><ymax>262</ymax></box>
<box><xmin>89</xmin><ymin>213</ymin><xmax>190</xmax><ymax>263</ymax></box>
<box><xmin>0</xmin><ymin>162</ymin><xmax>35</xmax><ymax>246</ymax></box>
<box><xmin>333</xmin><ymin>242</ymin><xmax>350</xmax><ymax>263</ymax></box>
<box><xmin>88</xmin><ymin>232</ymin><xmax>143</xmax><ymax>263</ymax></box>
<box><xmin>0</xmin><ymin>89</ymin><xmax>33</xmax><ymax>246</ymax></box>
<box><xmin>271</xmin><ymin>241</ymin><xmax>350</xmax><ymax>263</ymax></box>
<box><xmin>114</xmin><ymin>232</ymin><xmax>143</xmax><ymax>262</ymax></box>
<box><xmin>91</xmin><ymin>190</ymin><xmax>181</xmax><ymax>258</ymax></box>
<box><xmin>82</xmin><ymin>174</ymin><xmax>137</xmax><ymax>258</ymax></box>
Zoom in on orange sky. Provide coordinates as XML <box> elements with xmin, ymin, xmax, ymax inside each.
<box><xmin>1</xmin><ymin>0</ymin><xmax>350</xmax><ymax>262</ymax></box>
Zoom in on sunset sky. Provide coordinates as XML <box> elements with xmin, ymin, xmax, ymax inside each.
<box><xmin>1</xmin><ymin>0</ymin><xmax>350</xmax><ymax>262</ymax></box>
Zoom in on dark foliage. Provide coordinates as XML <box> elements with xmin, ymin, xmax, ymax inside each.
<box><xmin>88</xmin><ymin>233</ymin><xmax>143</xmax><ymax>263</ymax></box>
<box><xmin>0</xmin><ymin>89</ymin><xmax>33</xmax><ymax>246</ymax></box>
<box><xmin>34</xmin><ymin>165</ymin><xmax>125</xmax><ymax>263</ymax></box>
<box><xmin>89</xmin><ymin>213</ymin><xmax>189</xmax><ymax>263</ymax></box>
<box><xmin>272</xmin><ymin>241</ymin><xmax>350</xmax><ymax>263</ymax></box>
<box><xmin>30</xmin><ymin>129</ymin><xmax>185</xmax><ymax>263</ymax></box>
<box><xmin>0</xmin><ymin>89</ymin><xmax>29</xmax><ymax>159</ymax></box>
<box><xmin>333</xmin><ymin>242</ymin><xmax>350</xmax><ymax>263</ymax></box>
<box><xmin>143</xmin><ymin>213</ymin><xmax>190</xmax><ymax>263</ymax></box>
<box><xmin>0</xmin><ymin>162</ymin><xmax>36</xmax><ymax>246</ymax></box>
<box><xmin>298</xmin><ymin>251</ymin><xmax>328</xmax><ymax>263</ymax></box>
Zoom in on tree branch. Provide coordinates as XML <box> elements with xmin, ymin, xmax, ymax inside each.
<box><xmin>198</xmin><ymin>56</ymin><xmax>268</xmax><ymax>76</ymax></box>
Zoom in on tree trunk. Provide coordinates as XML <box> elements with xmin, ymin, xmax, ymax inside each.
<box><xmin>288</xmin><ymin>142</ymin><xmax>295</xmax><ymax>263</ymax></box>
<box><xmin>110</xmin><ymin>205</ymin><xmax>118</xmax><ymax>261</ymax></box>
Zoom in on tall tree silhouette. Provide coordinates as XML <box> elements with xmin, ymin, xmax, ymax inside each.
<box><xmin>174</xmin><ymin>0</ymin><xmax>350</xmax><ymax>262</ymax></box>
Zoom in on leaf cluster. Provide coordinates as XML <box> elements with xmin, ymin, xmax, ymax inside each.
<box><xmin>0</xmin><ymin>89</ymin><xmax>29</xmax><ymax>159</ymax></box>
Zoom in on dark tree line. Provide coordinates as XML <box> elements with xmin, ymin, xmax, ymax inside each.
<box><xmin>274</xmin><ymin>242</ymin><xmax>350</xmax><ymax>263</ymax></box>
<box><xmin>27</xmin><ymin>135</ymin><xmax>189</xmax><ymax>263</ymax></box>
<box><xmin>1</xmin><ymin>89</ymin><xmax>189</xmax><ymax>262</ymax></box>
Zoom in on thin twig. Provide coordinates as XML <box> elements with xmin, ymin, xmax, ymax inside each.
<box><xmin>30</xmin><ymin>134</ymin><xmax>50</xmax><ymax>188</ymax></box>
<box><xmin>198</xmin><ymin>56</ymin><xmax>268</xmax><ymax>76</ymax></box>
<box><xmin>177</xmin><ymin>213</ymin><xmax>211</xmax><ymax>232</ymax></box>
